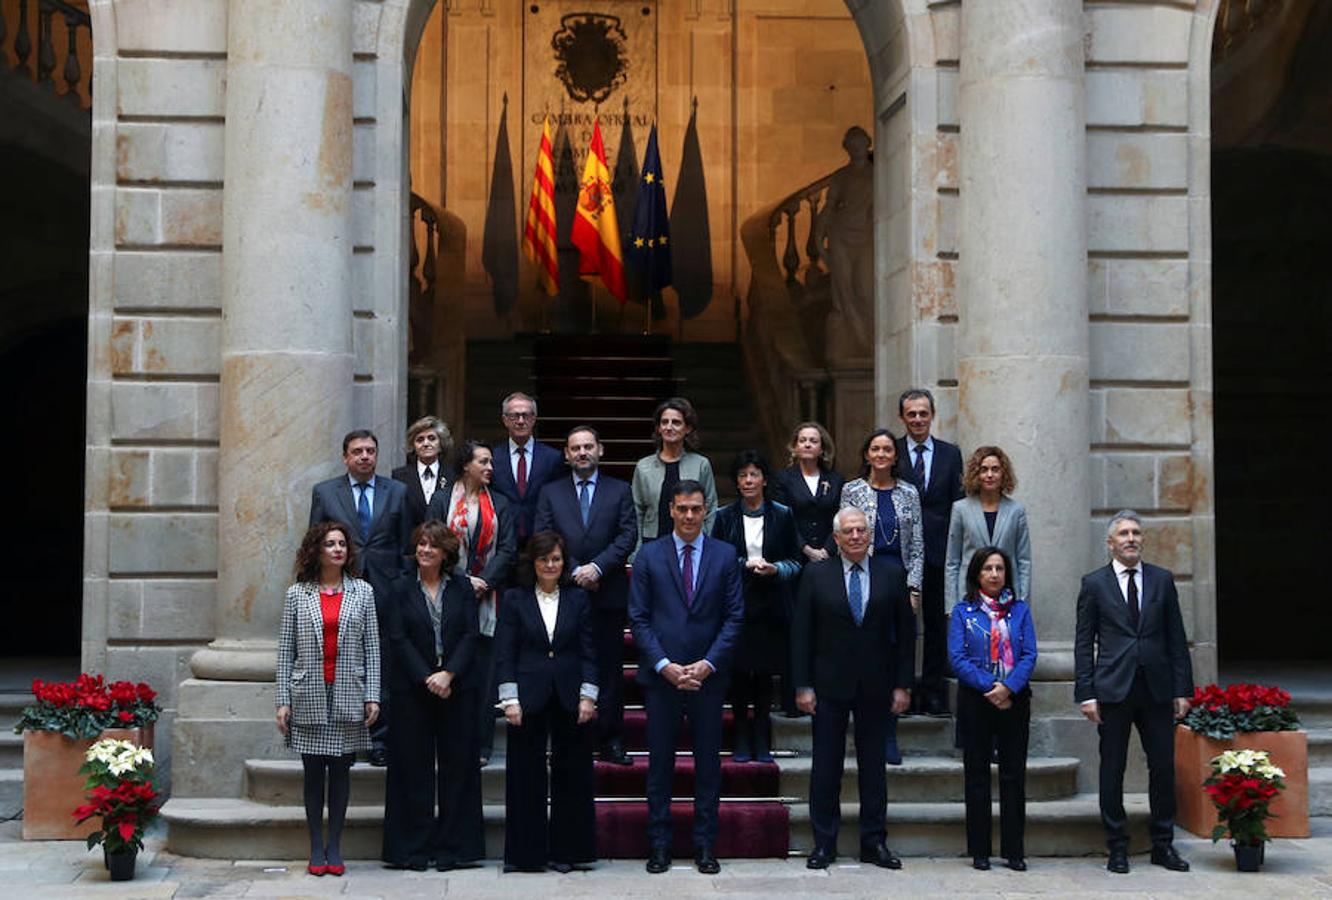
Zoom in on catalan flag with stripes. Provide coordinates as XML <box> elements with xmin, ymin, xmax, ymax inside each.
<box><xmin>522</xmin><ymin>117</ymin><xmax>559</xmax><ymax>296</ymax></box>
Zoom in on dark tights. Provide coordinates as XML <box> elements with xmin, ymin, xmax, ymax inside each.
<box><xmin>302</xmin><ymin>753</ymin><xmax>354</xmax><ymax>865</ymax></box>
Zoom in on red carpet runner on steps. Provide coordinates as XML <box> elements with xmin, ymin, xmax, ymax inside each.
<box><xmin>590</xmin><ymin>629</ymin><xmax>790</xmax><ymax>857</ymax></box>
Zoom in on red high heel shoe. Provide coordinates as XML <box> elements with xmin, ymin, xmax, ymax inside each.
<box><xmin>307</xmin><ymin>862</ymin><xmax>328</xmax><ymax>876</ymax></box>
<box><xmin>326</xmin><ymin>863</ymin><xmax>346</xmax><ymax>876</ymax></box>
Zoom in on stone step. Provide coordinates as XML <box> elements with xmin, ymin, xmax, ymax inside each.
<box><xmin>770</xmin><ymin>714</ymin><xmax>955</xmax><ymax>755</ymax></box>
<box><xmin>776</xmin><ymin>755</ymin><xmax>1081</xmax><ymax>804</ymax></box>
<box><xmin>786</xmin><ymin>792</ymin><xmax>1153</xmax><ymax>857</ymax></box>
<box><xmin>1311</xmin><ymin>767</ymin><xmax>1332</xmax><ymax>817</ymax></box>
<box><xmin>0</xmin><ymin>768</ymin><xmax>22</xmax><ymax>818</ymax></box>
<box><xmin>1308</xmin><ymin>728</ymin><xmax>1332</xmax><ymax>766</ymax></box>
<box><xmin>0</xmin><ymin>732</ymin><xmax>22</xmax><ymax>769</ymax></box>
<box><xmin>1293</xmin><ymin>694</ymin><xmax>1332</xmax><ymax>729</ymax></box>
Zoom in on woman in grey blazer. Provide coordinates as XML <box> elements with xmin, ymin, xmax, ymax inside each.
<box><xmin>944</xmin><ymin>446</ymin><xmax>1033</xmax><ymax>607</ymax></box>
<box><xmin>276</xmin><ymin>521</ymin><xmax>382</xmax><ymax>877</ymax></box>
<box><xmin>631</xmin><ymin>397</ymin><xmax>718</xmax><ymax>551</ymax></box>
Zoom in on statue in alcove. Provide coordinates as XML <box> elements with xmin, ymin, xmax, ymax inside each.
<box><xmin>814</xmin><ymin>126</ymin><xmax>875</xmax><ymax>360</ymax></box>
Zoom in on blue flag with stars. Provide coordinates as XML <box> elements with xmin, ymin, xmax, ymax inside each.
<box><xmin>626</xmin><ymin>125</ymin><xmax>673</xmax><ymax>295</ymax></box>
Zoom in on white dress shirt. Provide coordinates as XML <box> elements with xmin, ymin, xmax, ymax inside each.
<box><xmin>535</xmin><ymin>587</ymin><xmax>560</xmax><ymax>642</ymax></box>
<box><xmin>509</xmin><ymin>438</ymin><xmax>534</xmax><ymax>482</ymax></box>
<box><xmin>907</xmin><ymin>436</ymin><xmax>934</xmax><ymax>490</ymax></box>
<box><xmin>742</xmin><ymin>514</ymin><xmax>764</xmax><ymax>561</ymax></box>
<box><xmin>417</xmin><ymin>459</ymin><xmax>439</xmax><ymax>504</ymax></box>
<box><xmin>347</xmin><ymin>473</ymin><xmax>375</xmax><ymax>514</ymax></box>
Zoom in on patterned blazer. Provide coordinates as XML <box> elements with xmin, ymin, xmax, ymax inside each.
<box><xmin>275</xmin><ymin>575</ymin><xmax>381</xmax><ymax>726</ymax></box>
<box><xmin>838</xmin><ymin>478</ymin><xmax>925</xmax><ymax>591</ymax></box>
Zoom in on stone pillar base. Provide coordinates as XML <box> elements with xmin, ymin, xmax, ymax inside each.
<box><xmin>170</xmin><ymin>679</ymin><xmax>284</xmax><ymax>798</ymax></box>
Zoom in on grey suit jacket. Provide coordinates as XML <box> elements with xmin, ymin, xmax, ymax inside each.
<box><xmin>309</xmin><ymin>474</ymin><xmax>411</xmax><ymax>592</ymax></box>
<box><xmin>944</xmin><ymin>495</ymin><xmax>1033</xmax><ymax>606</ymax></box>
<box><xmin>275</xmin><ymin>575</ymin><xmax>381</xmax><ymax>725</ymax></box>
<box><xmin>630</xmin><ymin>451</ymin><xmax>718</xmax><ymax>554</ymax></box>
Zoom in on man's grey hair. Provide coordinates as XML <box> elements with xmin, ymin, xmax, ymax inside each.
<box><xmin>500</xmin><ymin>391</ymin><xmax>538</xmax><ymax>417</ymax></box>
<box><xmin>832</xmin><ymin>506</ymin><xmax>868</xmax><ymax>534</ymax></box>
<box><xmin>1106</xmin><ymin>509</ymin><xmax>1142</xmax><ymax>538</ymax></box>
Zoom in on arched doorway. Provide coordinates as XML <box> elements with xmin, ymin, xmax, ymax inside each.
<box><xmin>1210</xmin><ymin>3</ymin><xmax>1332</xmax><ymax>665</ymax></box>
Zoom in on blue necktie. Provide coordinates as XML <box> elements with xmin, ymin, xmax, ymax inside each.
<box><xmin>578</xmin><ymin>480</ymin><xmax>592</xmax><ymax>527</ymax></box>
<box><xmin>849</xmin><ymin>562</ymin><xmax>864</xmax><ymax>626</ymax></box>
<box><xmin>682</xmin><ymin>544</ymin><xmax>695</xmax><ymax>608</ymax></box>
<box><xmin>356</xmin><ymin>481</ymin><xmax>372</xmax><ymax>542</ymax></box>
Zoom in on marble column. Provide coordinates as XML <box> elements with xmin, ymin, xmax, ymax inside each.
<box><xmin>174</xmin><ymin>0</ymin><xmax>355</xmax><ymax>795</ymax></box>
<box><xmin>956</xmin><ymin>0</ymin><xmax>1089</xmax><ymax>677</ymax></box>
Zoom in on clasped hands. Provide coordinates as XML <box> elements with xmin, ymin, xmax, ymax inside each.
<box><xmin>984</xmin><ymin>681</ymin><xmax>1013</xmax><ymax>710</ymax></box>
<box><xmin>572</xmin><ymin>564</ymin><xmax>601</xmax><ymax>590</ymax></box>
<box><xmin>425</xmin><ymin>670</ymin><xmax>454</xmax><ymax>699</ymax></box>
<box><xmin>661</xmin><ymin>661</ymin><xmax>711</xmax><ymax>691</ymax></box>
<box><xmin>744</xmin><ymin>557</ymin><xmax>777</xmax><ymax>577</ymax></box>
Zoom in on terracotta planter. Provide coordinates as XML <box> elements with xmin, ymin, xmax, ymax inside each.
<box><xmin>1174</xmin><ymin>725</ymin><xmax>1308</xmax><ymax>839</ymax></box>
<box><xmin>21</xmin><ymin>725</ymin><xmax>155</xmax><ymax>841</ymax></box>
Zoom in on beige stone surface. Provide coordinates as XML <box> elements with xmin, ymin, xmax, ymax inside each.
<box><xmin>1086</xmin><ymin>69</ymin><xmax>1190</xmax><ymax>127</ymax></box>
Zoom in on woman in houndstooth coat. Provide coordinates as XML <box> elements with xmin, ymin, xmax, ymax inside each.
<box><xmin>276</xmin><ymin>521</ymin><xmax>382</xmax><ymax>876</ymax></box>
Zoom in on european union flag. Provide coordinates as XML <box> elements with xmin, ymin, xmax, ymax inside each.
<box><xmin>626</xmin><ymin>125</ymin><xmax>673</xmax><ymax>296</ymax></box>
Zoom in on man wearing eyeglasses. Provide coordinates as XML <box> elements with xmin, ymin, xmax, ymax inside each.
<box><xmin>491</xmin><ymin>392</ymin><xmax>562</xmax><ymax>545</ymax></box>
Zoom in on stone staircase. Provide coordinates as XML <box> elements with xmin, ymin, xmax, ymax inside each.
<box><xmin>0</xmin><ymin>692</ymin><xmax>29</xmax><ymax>820</ymax></box>
<box><xmin>1293</xmin><ymin>685</ymin><xmax>1332</xmax><ymax>816</ymax></box>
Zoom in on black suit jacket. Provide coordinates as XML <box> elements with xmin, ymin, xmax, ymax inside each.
<box><xmin>895</xmin><ymin>436</ymin><xmax>964</xmax><ymax>565</ymax></box>
<box><xmin>494</xmin><ymin>585</ymin><xmax>597</xmax><ymax>715</ymax></box>
<box><xmin>769</xmin><ymin>465</ymin><xmax>845</xmax><ymax>553</ymax></box>
<box><xmin>1074</xmin><ymin>562</ymin><xmax>1193</xmax><ymax>705</ymax></box>
<box><xmin>309</xmin><ymin>474</ymin><xmax>411</xmax><ymax>592</ymax></box>
<box><xmin>391</xmin><ymin>461</ymin><xmax>449</xmax><ymax>537</ymax></box>
<box><xmin>383</xmin><ymin>570</ymin><xmax>477</xmax><ymax>693</ymax></box>
<box><xmin>791</xmin><ymin>555</ymin><xmax>914</xmax><ymax>703</ymax></box>
<box><xmin>424</xmin><ymin>479</ymin><xmax>518</xmax><ymax>592</ymax></box>
<box><xmin>709</xmin><ymin>500</ymin><xmax>803</xmax><ymax>623</ymax></box>
<box><xmin>490</xmin><ymin>439</ymin><xmax>564</xmax><ymax>541</ymax></box>
<box><xmin>534</xmin><ymin>473</ymin><xmax>637</xmax><ymax>610</ymax></box>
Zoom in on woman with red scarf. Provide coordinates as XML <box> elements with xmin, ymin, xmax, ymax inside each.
<box><xmin>426</xmin><ymin>438</ymin><xmax>517</xmax><ymax>766</ymax></box>
<box><xmin>947</xmin><ymin>546</ymin><xmax>1038</xmax><ymax>873</ymax></box>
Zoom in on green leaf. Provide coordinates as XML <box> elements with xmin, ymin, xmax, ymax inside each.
<box><xmin>1211</xmin><ymin>824</ymin><xmax>1227</xmax><ymax>842</ymax></box>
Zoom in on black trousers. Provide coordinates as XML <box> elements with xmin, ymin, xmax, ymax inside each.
<box><xmin>503</xmin><ymin>703</ymin><xmax>597</xmax><ymax>868</ymax></box>
<box><xmin>1098</xmin><ymin>669</ymin><xmax>1177</xmax><ymax>851</ymax></box>
<box><xmin>918</xmin><ymin>563</ymin><xmax>947</xmax><ymax>700</ymax></box>
<box><xmin>644</xmin><ymin>684</ymin><xmax>725</xmax><ymax>849</ymax></box>
<box><xmin>957</xmin><ymin>684</ymin><xmax>1030</xmax><ymax>859</ymax></box>
<box><xmin>809</xmin><ymin>687</ymin><xmax>890</xmax><ymax>851</ymax></box>
<box><xmin>473</xmin><ymin>634</ymin><xmax>497</xmax><ymax>758</ymax></box>
<box><xmin>592</xmin><ymin>607</ymin><xmax>627</xmax><ymax>747</ymax></box>
<box><xmin>382</xmin><ymin>685</ymin><xmax>484</xmax><ymax>867</ymax></box>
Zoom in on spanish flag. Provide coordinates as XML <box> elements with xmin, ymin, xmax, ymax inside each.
<box><xmin>571</xmin><ymin>121</ymin><xmax>627</xmax><ymax>303</ymax></box>
<box><xmin>522</xmin><ymin>117</ymin><xmax>559</xmax><ymax>296</ymax></box>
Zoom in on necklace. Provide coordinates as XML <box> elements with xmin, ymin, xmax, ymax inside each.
<box><xmin>873</xmin><ymin>486</ymin><xmax>900</xmax><ymax>549</ymax></box>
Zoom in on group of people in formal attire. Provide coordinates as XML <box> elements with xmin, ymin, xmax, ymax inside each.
<box><xmin>274</xmin><ymin>387</ymin><xmax>1196</xmax><ymax>877</ymax></box>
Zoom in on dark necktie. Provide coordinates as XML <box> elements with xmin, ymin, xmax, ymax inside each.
<box><xmin>516</xmin><ymin>445</ymin><xmax>528</xmax><ymax>497</ymax></box>
<box><xmin>682</xmin><ymin>543</ymin><xmax>695</xmax><ymax>608</ymax></box>
<box><xmin>848</xmin><ymin>562</ymin><xmax>864</xmax><ymax>626</ymax></box>
<box><xmin>1126</xmin><ymin>568</ymin><xmax>1140</xmax><ymax>631</ymax></box>
<box><xmin>423</xmin><ymin>465</ymin><xmax>433</xmax><ymax>482</ymax></box>
<box><xmin>355</xmin><ymin>481</ymin><xmax>372</xmax><ymax>542</ymax></box>
<box><xmin>578</xmin><ymin>479</ymin><xmax>592</xmax><ymax>526</ymax></box>
<box><xmin>913</xmin><ymin>444</ymin><xmax>927</xmax><ymax>489</ymax></box>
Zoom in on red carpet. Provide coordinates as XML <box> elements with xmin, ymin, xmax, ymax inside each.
<box><xmin>595</xmin><ymin>801</ymin><xmax>790</xmax><ymax>858</ymax></box>
<box><xmin>619</xmin><ymin>708</ymin><xmax>737</xmax><ymax>750</ymax></box>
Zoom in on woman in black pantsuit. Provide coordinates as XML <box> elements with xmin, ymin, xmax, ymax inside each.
<box><xmin>947</xmin><ymin>546</ymin><xmax>1038</xmax><ymax>872</ymax></box>
<box><xmin>381</xmin><ymin>521</ymin><xmax>484</xmax><ymax>871</ymax></box>
<box><xmin>495</xmin><ymin>530</ymin><xmax>599</xmax><ymax>873</ymax></box>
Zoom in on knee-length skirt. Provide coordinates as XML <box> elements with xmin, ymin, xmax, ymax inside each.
<box><xmin>288</xmin><ymin>683</ymin><xmax>372</xmax><ymax>756</ymax></box>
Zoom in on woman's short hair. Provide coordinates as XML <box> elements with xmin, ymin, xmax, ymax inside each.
<box><xmin>453</xmin><ymin>438</ymin><xmax>489</xmax><ymax>475</ymax></box>
<box><xmin>856</xmin><ymin>428</ymin><xmax>900</xmax><ymax>479</ymax></box>
<box><xmin>786</xmin><ymin>421</ymin><xmax>835</xmax><ymax>468</ymax></box>
<box><xmin>962</xmin><ymin>445</ymin><xmax>1018</xmax><ymax>496</ymax></box>
<box><xmin>293</xmin><ymin>521</ymin><xmax>360</xmax><ymax>583</ymax></box>
<box><xmin>964</xmin><ymin>546</ymin><xmax>1015</xmax><ymax>601</ymax></box>
<box><xmin>405</xmin><ymin>416</ymin><xmax>453</xmax><ymax>461</ymax></box>
<box><xmin>730</xmin><ymin>448</ymin><xmax>771</xmax><ymax>483</ymax></box>
<box><xmin>410</xmin><ymin>520</ymin><xmax>460</xmax><ymax>572</ymax></box>
<box><xmin>652</xmin><ymin>397</ymin><xmax>701</xmax><ymax>451</ymax></box>
<box><xmin>517</xmin><ymin>530</ymin><xmax>568</xmax><ymax>588</ymax></box>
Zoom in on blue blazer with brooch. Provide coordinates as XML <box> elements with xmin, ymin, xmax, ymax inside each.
<box><xmin>947</xmin><ymin>598</ymin><xmax>1038</xmax><ymax>695</ymax></box>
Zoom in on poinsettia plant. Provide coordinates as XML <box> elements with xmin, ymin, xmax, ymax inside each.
<box><xmin>13</xmin><ymin>674</ymin><xmax>160</xmax><ymax>739</ymax></box>
<box><xmin>1203</xmin><ymin>749</ymin><xmax>1286</xmax><ymax>846</ymax></box>
<box><xmin>74</xmin><ymin>739</ymin><xmax>161</xmax><ymax>854</ymax></box>
<box><xmin>1182</xmin><ymin>683</ymin><xmax>1299</xmax><ymax>739</ymax></box>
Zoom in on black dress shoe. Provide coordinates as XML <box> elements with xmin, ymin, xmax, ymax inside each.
<box><xmin>645</xmin><ymin>846</ymin><xmax>671</xmax><ymax>874</ymax></box>
<box><xmin>1107</xmin><ymin>848</ymin><xmax>1129</xmax><ymax>874</ymax></box>
<box><xmin>972</xmin><ymin>856</ymin><xmax>990</xmax><ymax>870</ymax></box>
<box><xmin>1150</xmin><ymin>845</ymin><xmax>1190</xmax><ymax>871</ymax></box>
<box><xmin>599</xmin><ymin>740</ymin><xmax>633</xmax><ymax>766</ymax></box>
<box><xmin>694</xmin><ymin>846</ymin><xmax>720</xmax><ymax>874</ymax></box>
<box><xmin>1005</xmin><ymin>857</ymin><xmax>1026</xmax><ymax>871</ymax></box>
<box><xmin>547</xmin><ymin>861</ymin><xmax>573</xmax><ymax>873</ymax></box>
<box><xmin>860</xmin><ymin>842</ymin><xmax>902</xmax><ymax>869</ymax></box>
<box><xmin>368</xmin><ymin>747</ymin><xmax>388</xmax><ymax>767</ymax></box>
<box><xmin>806</xmin><ymin>847</ymin><xmax>836</xmax><ymax>869</ymax></box>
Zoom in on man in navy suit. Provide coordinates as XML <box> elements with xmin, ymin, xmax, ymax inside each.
<box><xmin>309</xmin><ymin>429</ymin><xmax>411</xmax><ymax>765</ymax></box>
<box><xmin>628</xmin><ymin>480</ymin><xmax>744</xmax><ymax>875</ymax></box>
<box><xmin>1076</xmin><ymin>509</ymin><xmax>1194</xmax><ymax>874</ymax></box>
<box><xmin>490</xmin><ymin>392</ymin><xmax>562</xmax><ymax>545</ymax></box>
<box><xmin>535</xmin><ymin>426</ymin><xmax>638</xmax><ymax>765</ymax></box>
<box><xmin>895</xmin><ymin>388</ymin><xmax>965</xmax><ymax>715</ymax></box>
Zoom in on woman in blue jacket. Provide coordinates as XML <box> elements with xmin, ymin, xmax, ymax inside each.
<box><xmin>948</xmin><ymin>546</ymin><xmax>1037</xmax><ymax>873</ymax></box>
